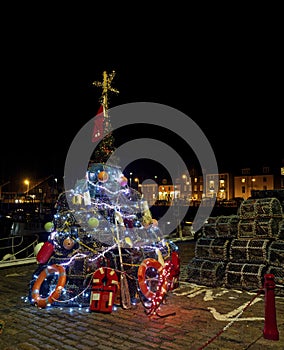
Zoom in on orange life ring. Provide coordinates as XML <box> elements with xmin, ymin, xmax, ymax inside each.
<box><xmin>138</xmin><ymin>258</ymin><xmax>163</xmax><ymax>300</ymax></box>
<box><xmin>167</xmin><ymin>251</ymin><xmax>180</xmax><ymax>290</ymax></box>
<box><xmin>147</xmin><ymin>260</ymin><xmax>172</xmax><ymax>316</ymax></box>
<box><xmin>31</xmin><ymin>264</ymin><xmax>66</xmax><ymax>308</ymax></box>
<box><xmin>92</xmin><ymin>267</ymin><xmax>119</xmax><ymax>286</ymax></box>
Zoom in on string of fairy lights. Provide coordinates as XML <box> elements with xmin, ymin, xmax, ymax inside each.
<box><xmin>25</xmin><ymin>71</ymin><xmax>181</xmax><ymax>317</ymax></box>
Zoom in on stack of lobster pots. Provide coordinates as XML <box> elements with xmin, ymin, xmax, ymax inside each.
<box><xmin>188</xmin><ymin>214</ymin><xmax>239</xmax><ymax>287</ymax></box>
<box><xmin>188</xmin><ymin>197</ymin><xmax>284</xmax><ymax>295</ymax></box>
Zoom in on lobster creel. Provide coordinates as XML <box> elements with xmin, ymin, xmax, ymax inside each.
<box><xmin>188</xmin><ymin>258</ymin><xmax>226</xmax><ymax>287</ymax></box>
<box><xmin>224</xmin><ymin>262</ymin><xmax>267</xmax><ymax>290</ymax></box>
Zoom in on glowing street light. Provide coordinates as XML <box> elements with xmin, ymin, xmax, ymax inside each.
<box><xmin>135</xmin><ymin>177</ymin><xmax>142</xmax><ymax>193</ymax></box>
<box><xmin>24</xmin><ymin>179</ymin><xmax>30</xmax><ymax>196</ymax></box>
<box><xmin>129</xmin><ymin>172</ymin><xmax>133</xmax><ymax>187</ymax></box>
<box><xmin>134</xmin><ymin>177</ymin><xmax>139</xmax><ymax>189</ymax></box>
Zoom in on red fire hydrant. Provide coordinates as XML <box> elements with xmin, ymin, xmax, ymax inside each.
<box><xmin>263</xmin><ymin>274</ymin><xmax>279</xmax><ymax>341</ymax></box>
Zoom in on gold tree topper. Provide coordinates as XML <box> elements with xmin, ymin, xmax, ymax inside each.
<box><xmin>92</xmin><ymin>70</ymin><xmax>119</xmax><ymax>115</ymax></box>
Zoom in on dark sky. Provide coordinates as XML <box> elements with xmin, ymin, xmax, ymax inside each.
<box><xmin>1</xmin><ymin>18</ymin><xmax>282</xmax><ymax>191</ymax></box>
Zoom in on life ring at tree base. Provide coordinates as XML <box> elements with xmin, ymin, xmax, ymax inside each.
<box><xmin>146</xmin><ymin>259</ymin><xmax>173</xmax><ymax>317</ymax></box>
<box><xmin>138</xmin><ymin>258</ymin><xmax>163</xmax><ymax>301</ymax></box>
<box><xmin>168</xmin><ymin>251</ymin><xmax>180</xmax><ymax>290</ymax></box>
<box><xmin>31</xmin><ymin>264</ymin><xmax>67</xmax><ymax>308</ymax></box>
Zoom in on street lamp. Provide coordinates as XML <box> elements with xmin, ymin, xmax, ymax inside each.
<box><xmin>129</xmin><ymin>172</ymin><xmax>133</xmax><ymax>187</ymax></box>
<box><xmin>154</xmin><ymin>175</ymin><xmax>158</xmax><ymax>200</ymax></box>
<box><xmin>24</xmin><ymin>179</ymin><xmax>30</xmax><ymax>196</ymax></box>
<box><xmin>134</xmin><ymin>177</ymin><xmax>139</xmax><ymax>191</ymax></box>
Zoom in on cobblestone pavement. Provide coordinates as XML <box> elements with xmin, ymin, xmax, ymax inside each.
<box><xmin>0</xmin><ymin>241</ymin><xmax>283</xmax><ymax>350</ymax></box>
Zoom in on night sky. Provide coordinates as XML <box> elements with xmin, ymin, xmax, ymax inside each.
<box><xmin>1</xmin><ymin>18</ymin><xmax>282</xmax><ymax>192</ymax></box>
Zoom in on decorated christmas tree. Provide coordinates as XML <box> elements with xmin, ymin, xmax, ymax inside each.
<box><xmin>29</xmin><ymin>70</ymin><xmax>180</xmax><ymax>317</ymax></box>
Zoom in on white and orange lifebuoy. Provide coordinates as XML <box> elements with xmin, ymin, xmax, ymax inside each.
<box><xmin>31</xmin><ymin>264</ymin><xmax>66</xmax><ymax>308</ymax></box>
<box><xmin>138</xmin><ymin>258</ymin><xmax>163</xmax><ymax>300</ymax></box>
<box><xmin>138</xmin><ymin>254</ymin><xmax>180</xmax><ymax>317</ymax></box>
<box><xmin>147</xmin><ymin>260</ymin><xmax>172</xmax><ymax>317</ymax></box>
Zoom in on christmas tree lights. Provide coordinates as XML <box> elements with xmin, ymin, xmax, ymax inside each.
<box><xmin>28</xmin><ymin>71</ymin><xmax>180</xmax><ymax>317</ymax></box>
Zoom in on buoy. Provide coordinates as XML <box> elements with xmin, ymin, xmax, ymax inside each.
<box><xmin>34</xmin><ymin>242</ymin><xmax>44</xmax><ymax>257</ymax></box>
<box><xmin>36</xmin><ymin>241</ymin><xmax>55</xmax><ymax>264</ymax></box>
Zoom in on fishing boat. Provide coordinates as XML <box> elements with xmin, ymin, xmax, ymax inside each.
<box><xmin>0</xmin><ymin>206</ymin><xmax>51</xmax><ymax>268</ymax></box>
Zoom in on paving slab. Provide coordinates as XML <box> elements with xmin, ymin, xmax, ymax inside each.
<box><xmin>0</xmin><ymin>242</ymin><xmax>283</xmax><ymax>350</ymax></box>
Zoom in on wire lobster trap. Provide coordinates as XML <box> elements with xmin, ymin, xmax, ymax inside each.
<box><xmin>215</xmin><ymin>215</ymin><xmax>239</xmax><ymax>238</ymax></box>
<box><xmin>239</xmin><ymin>197</ymin><xmax>283</xmax><ymax>220</ymax></box>
<box><xmin>195</xmin><ymin>237</ymin><xmax>231</xmax><ymax>261</ymax></box>
<box><xmin>224</xmin><ymin>262</ymin><xmax>267</xmax><ymax>290</ymax></box>
<box><xmin>267</xmin><ymin>240</ymin><xmax>284</xmax><ymax>267</ymax></box>
<box><xmin>254</xmin><ymin>197</ymin><xmax>283</xmax><ymax>218</ymax></box>
<box><xmin>229</xmin><ymin>238</ymin><xmax>272</xmax><ymax>264</ymax></box>
<box><xmin>187</xmin><ymin>258</ymin><xmax>225</xmax><ymax>287</ymax></box>
<box><xmin>238</xmin><ymin>219</ymin><xmax>255</xmax><ymax>238</ymax></box>
<box><xmin>266</xmin><ymin>266</ymin><xmax>284</xmax><ymax>296</ymax></box>
<box><xmin>239</xmin><ymin>198</ymin><xmax>256</xmax><ymax>219</ymax></box>
<box><xmin>275</xmin><ymin>219</ymin><xmax>284</xmax><ymax>240</ymax></box>
<box><xmin>49</xmin><ymin>255</ymin><xmax>94</xmax><ymax>277</ymax></box>
<box><xmin>253</xmin><ymin>217</ymin><xmax>282</xmax><ymax>238</ymax></box>
<box><xmin>201</xmin><ymin>217</ymin><xmax>218</xmax><ymax>237</ymax></box>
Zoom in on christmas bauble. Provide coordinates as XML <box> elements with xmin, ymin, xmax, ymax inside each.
<box><xmin>63</xmin><ymin>237</ymin><xmax>75</xmax><ymax>250</ymax></box>
<box><xmin>44</xmin><ymin>221</ymin><xmax>54</xmax><ymax>232</ymax></box>
<box><xmin>88</xmin><ymin>217</ymin><xmax>99</xmax><ymax>228</ymax></box>
<box><xmin>152</xmin><ymin>219</ymin><xmax>158</xmax><ymax>226</ymax></box>
<box><xmin>119</xmin><ymin>176</ymin><xmax>128</xmax><ymax>187</ymax></box>
<box><xmin>125</xmin><ymin>237</ymin><xmax>133</xmax><ymax>247</ymax></box>
<box><xmin>97</xmin><ymin>171</ymin><xmax>109</xmax><ymax>182</ymax></box>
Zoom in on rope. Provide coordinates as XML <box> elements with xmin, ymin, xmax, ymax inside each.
<box><xmin>114</xmin><ymin>195</ymin><xmax>132</xmax><ymax>309</ymax></box>
<box><xmin>51</xmin><ymin>274</ymin><xmax>94</xmax><ymax>304</ymax></box>
<box><xmin>0</xmin><ymin>235</ymin><xmax>38</xmax><ymax>261</ymax></box>
<box><xmin>197</xmin><ymin>287</ymin><xmax>264</xmax><ymax>350</ymax></box>
<box><xmin>13</xmin><ymin>237</ymin><xmax>39</xmax><ymax>257</ymax></box>
<box><xmin>0</xmin><ymin>235</ymin><xmax>24</xmax><ymax>250</ymax></box>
